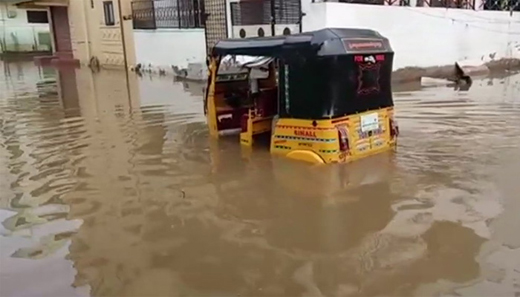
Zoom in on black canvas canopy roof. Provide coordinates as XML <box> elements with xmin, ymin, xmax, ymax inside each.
<box><xmin>212</xmin><ymin>28</ymin><xmax>393</xmax><ymax>57</ymax></box>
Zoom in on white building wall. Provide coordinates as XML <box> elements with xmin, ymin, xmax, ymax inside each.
<box><xmin>303</xmin><ymin>2</ymin><xmax>520</xmax><ymax>70</ymax></box>
<box><xmin>132</xmin><ymin>0</ymin><xmax>520</xmax><ymax>75</ymax></box>
<box><xmin>0</xmin><ymin>3</ymin><xmax>50</xmax><ymax>52</ymax></box>
<box><xmin>301</xmin><ymin>0</ymin><xmax>327</xmax><ymax>32</ymax></box>
<box><xmin>134</xmin><ymin>29</ymin><xmax>207</xmax><ymax>71</ymax></box>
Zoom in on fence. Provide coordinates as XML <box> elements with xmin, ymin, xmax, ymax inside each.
<box><xmin>131</xmin><ymin>0</ymin><xmax>204</xmax><ymax>30</ymax></box>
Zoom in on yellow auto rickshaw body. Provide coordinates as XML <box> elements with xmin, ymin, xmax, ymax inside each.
<box><xmin>269</xmin><ymin>108</ymin><xmax>397</xmax><ymax>164</ymax></box>
<box><xmin>205</xmin><ymin>28</ymin><xmax>399</xmax><ymax>164</ymax></box>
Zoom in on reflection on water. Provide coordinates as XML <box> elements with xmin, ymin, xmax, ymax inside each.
<box><xmin>1</xmin><ymin>62</ymin><xmax>519</xmax><ymax>297</ymax></box>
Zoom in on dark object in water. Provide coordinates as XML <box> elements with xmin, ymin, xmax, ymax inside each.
<box><xmin>454</xmin><ymin>63</ymin><xmax>472</xmax><ymax>88</ymax></box>
<box><xmin>135</xmin><ymin>63</ymin><xmax>143</xmax><ymax>77</ymax></box>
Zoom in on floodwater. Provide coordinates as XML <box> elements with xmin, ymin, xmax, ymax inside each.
<box><xmin>0</xmin><ymin>61</ymin><xmax>519</xmax><ymax>297</ymax></box>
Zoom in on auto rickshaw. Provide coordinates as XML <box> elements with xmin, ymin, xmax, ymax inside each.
<box><xmin>205</xmin><ymin>28</ymin><xmax>399</xmax><ymax>164</ymax></box>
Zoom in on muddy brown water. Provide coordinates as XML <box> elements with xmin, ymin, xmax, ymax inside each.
<box><xmin>0</xmin><ymin>62</ymin><xmax>519</xmax><ymax>297</ymax></box>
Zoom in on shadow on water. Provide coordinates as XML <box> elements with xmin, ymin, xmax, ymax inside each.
<box><xmin>1</xmin><ymin>62</ymin><xmax>520</xmax><ymax>297</ymax></box>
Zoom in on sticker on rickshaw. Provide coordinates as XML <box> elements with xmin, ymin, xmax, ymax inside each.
<box><xmin>294</xmin><ymin>130</ymin><xmax>317</xmax><ymax>138</ymax></box>
<box><xmin>354</xmin><ymin>55</ymin><xmax>385</xmax><ymax>63</ymax></box>
<box><xmin>298</xmin><ymin>142</ymin><xmax>312</xmax><ymax>148</ymax></box>
<box><xmin>360</xmin><ymin>113</ymin><xmax>379</xmax><ymax>132</ymax></box>
<box><xmin>343</xmin><ymin>38</ymin><xmax>385</xmax><ymax>53</ymax></box>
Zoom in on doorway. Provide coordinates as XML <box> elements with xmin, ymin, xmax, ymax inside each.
<box><xmin>50</xmin><ymin>6</ymin><xmax>73</xmax><ymax>58</ymax></box>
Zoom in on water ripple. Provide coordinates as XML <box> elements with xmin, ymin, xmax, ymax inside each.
<box><xmin>1</xmin><ymin>64</ymin><xmax>520</xmax><ymax>297</ymax></box>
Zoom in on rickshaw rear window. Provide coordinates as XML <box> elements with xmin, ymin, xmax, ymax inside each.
<box><xmin>281</xmin><ymin>55</ymin><xmax>393</xmax><ymax>119</ymax></box>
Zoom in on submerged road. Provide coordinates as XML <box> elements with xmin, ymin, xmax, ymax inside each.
<box><xmin>0</xmin><ymin>62</ymin><xmax>519</xmax><ymax>297</ymax></box>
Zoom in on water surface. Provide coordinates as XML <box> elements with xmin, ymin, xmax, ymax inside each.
<box><xmin>1</xmin><ymin>62</ymin><xmax>519</xmax><ymax>297</ymax></box>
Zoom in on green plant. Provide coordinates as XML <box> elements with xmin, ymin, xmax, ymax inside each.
<box><xmin>10</xmin><ymin>32</ymin><xmax>20</xmax><ymax>52</ymax></box>
<box><xmin>0</xmin><ymin>37</ymin><xmax>6</xmax><ymax>53</ymax></box>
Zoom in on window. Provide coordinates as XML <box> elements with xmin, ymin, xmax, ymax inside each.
<box><xmin>26</xmin><ymin>10</ymin><xmax>48</xmax><ymax>24</ymax></box>
<box><xmin>103</xmin><ymin>1</ymin><xmax>115</xmax><ymax>26</ymax></box>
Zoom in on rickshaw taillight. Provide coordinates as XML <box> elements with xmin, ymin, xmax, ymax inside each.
<box><xmin>337</xmin><ymin>126</ymin><xmax>350</xmax><ymax>152</ymax></box>
<box><xmin>390</xmin><ymin>118</ymin><xmax>399</xmax><ymax>138</ymax></box>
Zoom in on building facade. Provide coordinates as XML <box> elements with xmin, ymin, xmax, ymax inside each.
<box><xmin>8</xmin><ymin>0</ymin><xmax>520</xmax><ymax>73</ymax></box>
<box><xmin>16</xmin><ymin>0</ymin><xmax>136</xmax><ymax>69</ymax></box>
<box><xmin>132</xmin><ymin>0</ymin><xmax>520</xmax><ymax>79</ymax></box>
<box><xmin>0</xmin><ymin>1</ymin><xmax>51</xmax><ymax>54</ymax></box>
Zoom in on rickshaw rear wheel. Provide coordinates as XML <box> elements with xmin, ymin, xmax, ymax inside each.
<box><xmin>286</xmin><ymin>150</ymin><xmax>325</xmax><ymax>164</ymax></box>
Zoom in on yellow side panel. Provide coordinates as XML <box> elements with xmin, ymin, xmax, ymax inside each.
<box><xmin>271</xmin><ymin>107</ymin><xmax>396</xmax><ymax>164</ymax></box>
<box><xmin>270</xmin><ymin>118</ymin><xmax>340</xmax><ymax>163</ymax></box>
<box><xmin>206</xmin><ymin>59</ymin><xmax>219</xmax><ymax>138</ymax></box>
<box><xmin>337</xmin><ymin>109</ymin><xmax>394</xmax><ymax>160</ymax></box>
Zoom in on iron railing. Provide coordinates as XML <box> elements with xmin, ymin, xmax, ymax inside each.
<box><xmin>230</xmin><ymin>0</ymin><xmax>302</xmax><ymax>26</ymax></box>
<box><xmin>132</xmin><ymin>0</ymin><xmax>155</xmax><ymax>29</ymax></box>
<box><xmin>417</xmin><ymin>0</ymin><xmax>476</xmax><ymax>8</ymax></box>
<box><xmin>482</xmin><ymin>0</ymin><xmax>520</xmax><ymax>10</ymax></box>
<box><xmin>274</xmin><ymin>0</ymin><xmax>302</xmax><ymax>25</ymax></box>
<box><xmin>131</xmin><ymin>0</ymin><xmax>204</xmax><ymax>29</ymax></box>
<box><xmin>335</xmin><ymin>0</ymin><xmax>475</xmax><ymax>7</ymax></box>
<box><xmin>330</xmin><ymin>0</ymin><xmax>520</xmax><ymax>9</ymax></box>
<box><xmin>203</xmin><ymin>0</ymin><xmax>228</xmax><ymax>54</ymax></box>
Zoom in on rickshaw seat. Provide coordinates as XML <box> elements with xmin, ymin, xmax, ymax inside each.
<box><xmin>241</xmin><ymin>113</ymin><xmax>249</xmax><ymax>132</ymax></box>
<box><xmin>256</xmin><ymin>87</ymin><xmax>277</xmax><ymax>117</ymax></box>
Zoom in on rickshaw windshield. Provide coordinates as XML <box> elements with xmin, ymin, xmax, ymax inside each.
<box><xmin>215</xmin><ymin>55</ymin><xmax>273</xmax><ymax>83</ymax></box>
<box><xmin>218</xmin><ymin>55</ymin><xmax>271</xmax><ymax>74</ymax></box>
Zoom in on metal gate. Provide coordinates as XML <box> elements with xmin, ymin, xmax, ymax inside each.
<box><xmin>202</xmin><ymin>0</ymin><xmax>228</xmax><ymax>55</ymax></box>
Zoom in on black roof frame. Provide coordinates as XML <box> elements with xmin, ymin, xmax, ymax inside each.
<box><xmin>211</xmin><ymin>28</ymin><xmax>393</xmax><ymax>58</ymax></box>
